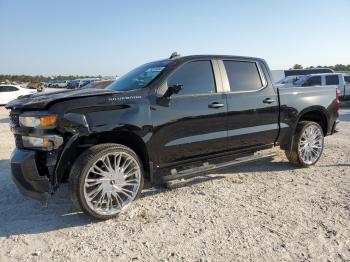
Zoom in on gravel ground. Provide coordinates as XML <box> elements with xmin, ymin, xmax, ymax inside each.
<box><xmin>0</xmin><ymin>106</ymin><xmax>349</xmax><ymax>262</ymax></box>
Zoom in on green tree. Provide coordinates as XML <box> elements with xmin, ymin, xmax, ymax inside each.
<box><xmin>293</xmin><ymin>64</ymin><xmax>303</xmax><ymax>69</ymax></box>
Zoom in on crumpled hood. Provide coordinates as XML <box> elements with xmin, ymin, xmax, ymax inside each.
<box><xmin>6</xmin><ymin>88</ymin><xmax>119</xmax><ymax>110</ymax></box>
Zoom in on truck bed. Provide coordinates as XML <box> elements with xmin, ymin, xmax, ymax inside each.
<box><xmin>277</xmin><ymin>85</ymin><xmax>338</xmax><ymax>146</ymax></box>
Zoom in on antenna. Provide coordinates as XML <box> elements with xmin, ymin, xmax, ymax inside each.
<box><xmin>169</xmin><ymin>52</ymin><xmax>180</xmax><ymax>59</ymax></box>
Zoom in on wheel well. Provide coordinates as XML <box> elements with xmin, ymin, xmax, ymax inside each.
<box><xmin>298</xmin><ymin>110</ymin><xmax>328</xmax><ymax>135</ymax></box>
<box><xmin>75</xmin><ymin>131</ymin><xmax>150</xmax><ymax>180</ymax></box>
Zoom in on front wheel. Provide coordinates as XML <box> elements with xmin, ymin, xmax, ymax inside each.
<box><xmin>285</xmin><ymin>121</ymin><xmax>324</xmax><ymax>167</ymax></box>
<box><xmin>69</xmin><ymin>143</ymin><xmax>144</xmax><ymax>220</ymax></box>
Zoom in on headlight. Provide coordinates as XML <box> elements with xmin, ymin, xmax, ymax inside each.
<box><xmin>22</xmin><ymin>135</ymin><xmax>63</xmax><ymax>150</ymax></box>
<box><xmin>19</xmin><ymin>114</ymin><xmax>57</xmax><ymax>128</ymax></box>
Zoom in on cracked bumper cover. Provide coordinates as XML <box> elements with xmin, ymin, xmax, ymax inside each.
<box><xmin>11</xmin><ymin>149</ymin><xmax>49</xmax><ymax>202</ymax></box>
<box><xmin>331</xmin><ymin>119</ymin><xmax>340</xmax><ymax>134</ymax></box>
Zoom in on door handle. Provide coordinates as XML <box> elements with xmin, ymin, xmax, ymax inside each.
<box><xmin>208</xmin><ymin>102</ymin><xmax>225</xmax><ymax>109</ymax></box>
<box><xmin>263</xmin><ymin>98</ymin><xmax>276</xmax><ymax>104</ymax></box>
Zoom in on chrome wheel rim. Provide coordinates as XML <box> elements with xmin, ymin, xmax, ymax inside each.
<box><xmin>298</xmin><ymin>125</ymin><xmax>323</xmax><ymax>165</ymax></box>
<box><xmin>83</xmin><ymin>151</ymin><xmax>141</xmax><ymax>216</ymax></box>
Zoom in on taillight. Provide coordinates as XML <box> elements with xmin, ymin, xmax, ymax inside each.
<box><xmin>336</xmin><ymin>88</ymin><xmax>340</xmax><ymax>112</ymax></box>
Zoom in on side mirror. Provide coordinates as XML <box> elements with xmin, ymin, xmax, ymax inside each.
<box><xmin>164</xmin><ymin>84</ymin><xmax>182</xmax><ymax>98</ymax></box>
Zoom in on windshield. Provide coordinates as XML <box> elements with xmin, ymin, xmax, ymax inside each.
<box><xmin>107</xmin><ymin>60</ymin><xmax>170</xmax><ymax>91</ymax></box>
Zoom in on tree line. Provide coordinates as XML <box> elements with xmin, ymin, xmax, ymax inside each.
<box><xmin>1</xmin><ymin>64</ymin><xmax>349</xmax><ymax>83</ymax></box>
<box><xmin>0</xmin><ymin>75</ymin><xmax>99</xmax><ymax>83</ymax></box>
<box><xmin>291</xmin><ymin>64</ymin><xmax>350</xmax><ymax>71</ymax></box>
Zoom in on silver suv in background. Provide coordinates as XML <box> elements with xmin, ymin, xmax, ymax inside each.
<box><xmin>293</xmin><ymin>73</ymin><xmax>350</xmax><ymax>100</ymax></box>
<box><xmin>276</xmin><ymin>75</ymin><xmax>303</xmax><ymax>87</ymax></box>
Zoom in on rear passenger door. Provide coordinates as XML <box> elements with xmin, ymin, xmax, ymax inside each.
<box><xmin>151</xmin><ymin>60</ymin><xmax>228</xmax><ymax>166</ymax></box>
<box><xmin>220</xmin><ymin>59</ymin><xmax>279</xmax><ymax>151</ymax></box>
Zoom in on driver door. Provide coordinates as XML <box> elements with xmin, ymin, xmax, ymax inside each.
<box><xmin>150</xmin><ymin>60</ymin><xmax>228</xmax><ymax>167</ymax></box>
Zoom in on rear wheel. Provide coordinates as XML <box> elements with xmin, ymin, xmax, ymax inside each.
<box><xmin>285</xmin><ymin>121</ymin><xmax>324</xmax><ymax>167</ymax></box>
<box><xmin>69</xmin><ymin>143</ymin><xmax>144</xmax><ymax>220</ymax></box>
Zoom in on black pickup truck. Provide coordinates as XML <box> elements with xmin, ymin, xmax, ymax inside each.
<box><xmin>6</xmin><ymin>54</ymin><xmax>339</xmax><ymax>219</ymax></box>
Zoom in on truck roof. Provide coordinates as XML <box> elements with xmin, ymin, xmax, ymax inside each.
<box><xmin>170</xmin><ymin>54</ymin><xmax>266</xmax><ymax>63</ymax></box>
<box><xmin>285</xmin><ymin>68</ymin><xmax>334</xmax><ymax>76</ymax></box>
<box><xmin>304</xmin><ymin>73</ymin><xmax>343</xmax><ymax>77</ymax></box>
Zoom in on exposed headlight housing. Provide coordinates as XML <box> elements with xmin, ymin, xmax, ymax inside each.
<box><xmin>22</xmin><ymin>135</ymin><xmax>63</xmax><ymax>150</ymax></box>
<box><xmin>19</xmin><ymin>113</ymin><xmax>57</xmax><ymax>129</ymax></box>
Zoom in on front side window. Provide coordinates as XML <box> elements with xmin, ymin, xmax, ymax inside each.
<box><xmin>325</xmin><ymin>75</ymin><xmax>339</xmax><ymax>85</ymax></box>
<box><xmin>167</xmin><ymin>60</ymin><xmax>216</xmax><ymax>95</ymax></box>
<box><xmin>302</xmin><ymin>76</ymin><xmax>321</xmax><ymax>86</ymax></box>
<box><xmin>107</xmin><ymin>60</ymin><xmax>170</xmax><ymax>91</ymax></box>
<box><xmin>345</xmin><ymin>76</ymin><xmax>350</xmax><ymax>84</ymax></box>
<box><xmin>224</xmin><ymin>60</ymin><xmax>263</xmax><ymax>92</ymax></box>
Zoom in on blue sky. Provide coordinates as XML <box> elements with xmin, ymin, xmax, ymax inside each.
<box><xmin>0</xmin><ymin>0</ymin><xmax>349</xmax><ymax>76</ymax></box>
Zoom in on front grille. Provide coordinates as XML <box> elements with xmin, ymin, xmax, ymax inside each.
<box><xmin>10</xmin><ymin>113</ymin><xmax>20</xmax><ymax>127</ymax></box>
<box><xmin>14</xmin><ymin>135</ymin><xmax>24</xmax><ymax>149</ymax></box>
<box><xmin>10</xmin><ymin>112</ymin><xmax>23</xmax><ymax>149</ymax></box>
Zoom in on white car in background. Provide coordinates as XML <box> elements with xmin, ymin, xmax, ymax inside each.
<box><xmin>0</xmin><ymin>85</ymin><xmax>36</xmax><ymax>105</ymax></box>
<box><xmin>275</xmin><ymin>75</ymin><xmax>303</xmax><ymax>87</ymax></box>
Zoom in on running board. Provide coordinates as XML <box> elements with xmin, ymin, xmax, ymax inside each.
<box><xmin>161</xmin><ymin>153</ymin><xmax>276</xmax><ymax>182</ymax></box>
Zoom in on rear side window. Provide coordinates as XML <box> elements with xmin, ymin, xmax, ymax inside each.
<box><xmin>344</xmin><ymin>76</ymin><xmax>350</xmax><ymax>84</ymax></box>
<box><xmin>223</xmin><ymin>61</ymin><xmax>263</xmax><ymax>92</ymax></box>
<box><xmin>167</xmin><ymin>61</ymin><xmax>216</xmax><ymax>95</ymax></box>
<box><xmin>325</xmin><ymin>75</ymin><xmax>339</xmax><ymax>85</ymax></box>
<box><xmin>302</xmin><ymin>76</ymin><xmax>321</xmax><ymax>86</ymax></box>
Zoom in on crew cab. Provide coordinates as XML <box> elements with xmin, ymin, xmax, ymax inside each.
<box><xmin>6</xmin><ymin>54</ymin><xmax>339</xmax><ymax>219</ymax></box>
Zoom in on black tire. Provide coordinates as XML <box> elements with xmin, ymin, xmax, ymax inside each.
<box><xmin>69</xmin><ymin>143</ymin><xmax>144</xmax><ymax>220</ymax></box>
<box><xmin>285</xmin><ymin>121</ymin><xmax>324</xmax><ymax>167</ymax></box>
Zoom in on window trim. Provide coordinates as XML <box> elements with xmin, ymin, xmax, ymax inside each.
<box><xmin>211</xmin><ymin>59</ymin><xmax>225</xmax><ymax>93</ymax></box>
<box><xmin>157</xmin><ymin>59</ymin><xmax>220</xmax><ymax>98</ymax></box>
<box><xmin>218</xmin><ymin>59</ymin><xmax>268</xmax><ymax>94</ymax></box>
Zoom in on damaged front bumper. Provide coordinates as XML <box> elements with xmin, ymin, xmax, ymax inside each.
<box><xmin>11</xmin><ymin>149</ymin><xmax>50</xmax><ymax>202</ymax></box>
<box><xmin>331</xmin><ymin>119</ymin><xmax>340</xmax><ymax>134</ymax></box>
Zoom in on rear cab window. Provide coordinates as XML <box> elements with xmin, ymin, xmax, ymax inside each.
<box><xmin>167</xmin><ymin>60</ymin><xmax>216</xmax><ymax>96</ymax></box>
<box><xmin>223</xmin><ymin>60</ymin><xmax>264</xmax><ymax>92</ymax></box>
